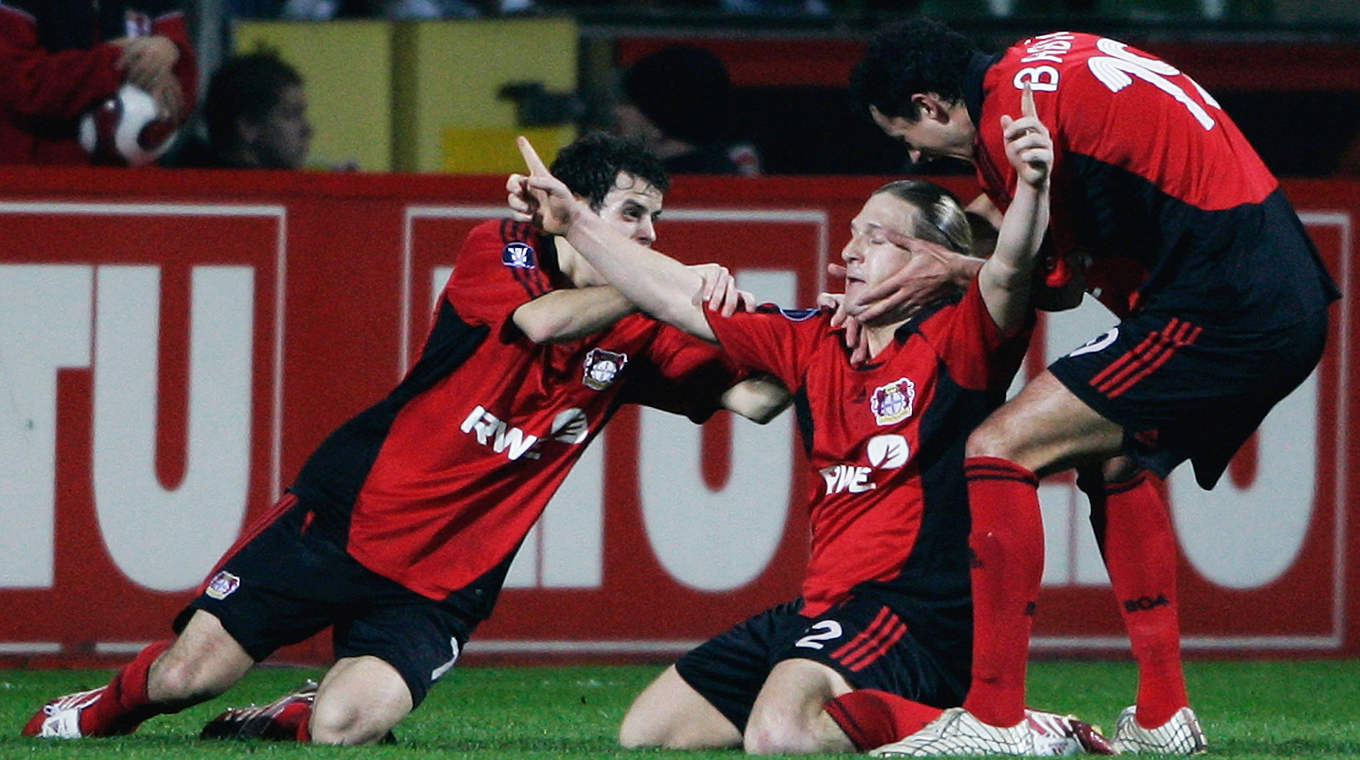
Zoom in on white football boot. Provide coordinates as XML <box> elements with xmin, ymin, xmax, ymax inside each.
<box><xmin>1112</xmin><ymin>705</ymin><xmax>1207</xmax><ymax>754</ymax></box>
<box><xmin>1025</xmin><ymin>709</ymin><xmax>1116</xmax><ymax>755</ymax></box>
<box><xmin>871</xmin><ymin>707</ymin><xmax>1033</xmax><ymax>756</ymax></box>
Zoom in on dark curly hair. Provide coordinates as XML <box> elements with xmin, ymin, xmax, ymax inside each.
<box><xmin>850</xmin><ymin>18</ymin><xmax>979</xmax><ymax>123</ymax></box>
<box><xmin>550</xmin><ymin>132</ymin><xmax>670</xmax><ymax>211</ymax></box>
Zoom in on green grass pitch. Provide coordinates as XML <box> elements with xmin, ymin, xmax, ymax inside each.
<box><xmin>1</xmin><ymin>659</ymin><xmax>1357</xmax><ymax>758</ymax></box>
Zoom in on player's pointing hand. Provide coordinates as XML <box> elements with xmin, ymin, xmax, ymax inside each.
<box><xmin>1000</xmin><ymin>83</ymin><xmax>1052</xmax><ymax>188</ymax></box>
<box><xmin>510</xmin><ymin>136</ymin><xmax>581</xmax><ymax>235</ymax></box>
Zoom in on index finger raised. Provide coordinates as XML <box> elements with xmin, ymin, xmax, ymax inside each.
<box><xmin>516</xmin><ymin>136</ymin><xmax>551</xmax><ymax>176</ymax></box>
<box><xmin>1020</xmin><ymin>81</ymin><xmax>1036</xmax><ymax>119</ymax></box>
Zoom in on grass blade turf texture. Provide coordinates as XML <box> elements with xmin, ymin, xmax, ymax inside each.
<box><xmin>3</xmin><ymin>660</ymin><xmax>1357</xmax><ymax>758</ymax></box>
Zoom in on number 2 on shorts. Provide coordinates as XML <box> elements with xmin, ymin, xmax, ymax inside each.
<box><xmin>794</xmin><ymin>620</ymin><xmax>844</xmax><ymax>649</ymax></box>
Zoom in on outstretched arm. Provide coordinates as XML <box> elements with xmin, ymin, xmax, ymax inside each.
<box><xmin>976</xmin><ymin>83</ymin><xmax>1052</xmax><ymax>333</ymax></box>
<box><xmin>512</xmin><ymin>286</ymin><xmax>637</xmax><ymax>343</ymax></box>
<box><xmin>723</xmin><ymin>374</ymin><xmax>792</xmax><ymax>423</ymax></box>
<box><xmin>509</xmin><ymin>137</ymin><xmax>719</xmax><ymax>342</ymax></box>
<box><xmin>512</xmin><ymin>265</ymin><xmax>752</xmax><ymax>344</ymax></box>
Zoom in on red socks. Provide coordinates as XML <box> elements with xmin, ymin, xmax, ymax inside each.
<box><xmin>961</xmin><ymin>457</ymin><xmax>1044</xmax><ymax>728</ymax></box>
<box><xmin>1089</xmin><ymin>471</ymin><xmax>1188</xmax><ymax>727</ymax></box>
<box><xmin>824</xmin><ymin>690</ymin><xmax>943</xmax><ymax>751</ymax></box>
<box><xmin>79</xmin><ymin>639</ymin><xmax>173</xmax><ymax>735</ymax></box>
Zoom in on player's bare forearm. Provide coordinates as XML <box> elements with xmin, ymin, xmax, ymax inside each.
<box><xmin>512</xmin><ymin>286</ymin><xmax>637</xmax><ymax>343</ymax></box>
<box><xmin>721</xmin><ymin>374</ymin><xmax>791</xmax><ymax>423</ymax></box>
<box><xmin>950</xmin><ymin>254</ymin><xmax>985</xmax><ymax>290</ymax></box>
<box><xmin>980</xmin><ymin>179</ymin><xmax>1048</xmax><ymax>331</ymax></box>
<box><xmin>565</xmin><ymin>211</ymin><xmax>718</xmax><ymax>341</ymax></box>
<box><xmin>978</xmin><ymin>82</ymin><xmax>1051</xmax><ymax>332</ymax></box>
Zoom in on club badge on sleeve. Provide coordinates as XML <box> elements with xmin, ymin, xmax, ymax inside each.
<box><xmin>582</xmin><ymin>348</ymin><xmax>628</xmax><ymax>390</ymax></box>
<box><xmin>205</xmin><ymin>571</ymin><xmax>241</xmax><ymax>600</ymax></box>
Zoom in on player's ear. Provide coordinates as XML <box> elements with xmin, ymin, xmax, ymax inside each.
<box><xmin>916</xmin><ymin>93</ymin><xmax>953</xmax><ymax>123</ymax></box>
<box><xmin>911</xmin><ymin>93</ymin><xmax>938</xmax><ymax>121</ymax></box>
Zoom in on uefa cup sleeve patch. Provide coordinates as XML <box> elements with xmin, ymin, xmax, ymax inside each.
<box><xmin>870</xmin><ymin>377</ymin><xmax>916</xmax><ymax>426</ymax></box>
<box><xmin>582</xmin><ymin>348</ymin><xmax>628</xmax><ymax>390</ymax></box>
<box><xmin>501</xmin><ymin>241</ymin><xmax>536</xmax><ymax>269</ymax></box>
<box><xmin>205</xmin><ymin>571</ymin><xmax>241</xmax><ymax>600</ymax></box>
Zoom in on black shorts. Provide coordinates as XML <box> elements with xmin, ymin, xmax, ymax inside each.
<box><xmin>1049</xmin><ymin>307</ymin><xmax>1330</xmax><ymax>489</ymax></box>
<box><xmin>175</xmin><ymin>493</ymin><xmax>507</xmax><ymax>707</ymax></box>
<box><xmin>674</xmin><ymin>594</ymin><xmax>970</xmax><ymax>732</ymax></box>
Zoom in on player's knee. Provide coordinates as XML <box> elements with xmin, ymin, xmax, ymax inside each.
<box><xmin>617</xmin><ymin>713</ymin><xmax>661</xmax><ymax>749</ymax></box>
<box><xmin>308</xmin><ymin>698</ymin><xmax>398</xmax><ymax>745</ymax></box>
<box><xmin>964</xmin><ymin>418</ymin><xmax>1015</xmax><ymax>460</ymax></box>
<box><xmin>147</xmin><ymin>654</ymin><xmax>227</xmax><ymax>705</ymax></box>
<box><xmin>743</xmin><ymin>717</ymin><xmax>817</xmax><ymax>755</ymax></box>
<box><xmin>618</xmin><ymin>709</ymin><xmax>703</xmax><ymax>749</ymax></box>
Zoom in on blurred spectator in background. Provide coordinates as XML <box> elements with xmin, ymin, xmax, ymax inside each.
<box><xmin>0</xmin><ymin>0</ymin><xmax>196</xmax><ymax>164</ymax></box>
<box><xmin>614</xmin><ymin>45</ymin><xmax>761</xmax><ymax>176</ymax></box>
<box><xmin>163</xmin><ymin>50</ymin><xmax>312</xmax><ymax>169</ymax></box>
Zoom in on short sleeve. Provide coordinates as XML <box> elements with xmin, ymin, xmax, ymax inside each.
<box><xmin>623</xmin><ymin>323</ymin><xmax>744</xmax><ymax>423</ymax></box>
<box><xmin>444</xmin><ymin>220</ymin><xmax>556</xmax><ymax>328</ymax></box>
<box><xmin>917</xmin><ymin>279</ymin><xmax>1031</xmax><ymax>392</ymax></box>
<box><xmin>705</xmin><ymin>305</ymin><xmax>830</xmax><ymax>392</ymax></box>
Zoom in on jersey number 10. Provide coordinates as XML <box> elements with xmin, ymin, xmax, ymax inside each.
<box><xmin>1087</xmin><ymin>37</ymin><xmax>1222</xmax><ymax>131</ymax></box>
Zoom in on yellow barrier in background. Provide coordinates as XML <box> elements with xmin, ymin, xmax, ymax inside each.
<box><xmin>233</xmin><ymin>18</ymin><xmax>579</xmax><ymax>173</ymax></box>
<box><xmin>441</xmin><ymin>125</ymin><xmax>575</xmax><ymax>174</ymax></box>
<box><xmin>234</xmin><ymin>20</ymin><xmax>395</xmax><ymax>171</ymax></box>
<box><xmin>394</xmin><ymin>18</ymin><xmax>578</xmax><ymax>173</ymax></box>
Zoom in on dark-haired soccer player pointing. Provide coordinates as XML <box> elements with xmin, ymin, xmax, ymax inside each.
<box><xmin>850</xmin><ymin>19</ymin><xmax>1339</xmax><ymax>756</ymax></box>
<box><xmin>22</xmin><ymin>133</ymin><xmax>787</xmax><ymax>744</ymax></box>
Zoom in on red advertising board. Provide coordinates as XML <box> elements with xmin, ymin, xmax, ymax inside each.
<box><xmin>0</xmin><ymin>168</ymin><xmax>1355</xmax><ymax>666</ymax></box>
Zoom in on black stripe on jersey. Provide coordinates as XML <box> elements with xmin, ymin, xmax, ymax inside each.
<box><xmin>891</xmin><ymin>293</ymin><xmax>959</xmax><ymax>346</ymax></box>
<box><xmin>792</xmin><ymin>388</ymin><xmax>815</xmax><ymax>456</ymax></box>
<box><xmin>1058</xmin><ymin>161</ymin><xmax>1335</xmax><ymax>331</ymax></box>
<box><xmin>1103</xmin><ymin>472</ymin><xmax>1148</xmax><ymax>496</ymax></box>
<box><xmin>289</xmin><ymin>299</ymin><xmax>491</xmax><ymax>542</ymax></box>
<box><xmin>963</xmin><ymin>461</ymin><xmax>1039</xmax><ymax>486</ymax></box>
<box><xmin>513</xmin><ymin>265</ymin><xmax>546</xmax><ymax>300</ymax></box>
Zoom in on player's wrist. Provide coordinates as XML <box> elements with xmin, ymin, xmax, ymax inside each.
<box><xmin>952</xmin><ymin>254</ymin><xmax>984</xmax><ymax>289</ymax></box>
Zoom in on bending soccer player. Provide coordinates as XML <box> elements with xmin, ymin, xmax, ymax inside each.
<box><xmin>851</xmin><ymin>223</ymin><xmax>1193</xmax><ymax>758</ymax></box>
<box><xmin>851</xmin><ymin>20</ymin><xmax>1340</xmax><ymax>756</ymax></box>
<box><xmin>22</xmin><ymin>133</ymin><xmax>788</xmax><ymax>744</ymax></box>
<box><xmin>511</xmin><ymin>89</ymin><xmax>1107</xmax><ymax>756</ymax></box>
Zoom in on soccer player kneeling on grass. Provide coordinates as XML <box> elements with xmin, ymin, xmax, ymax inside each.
<box><xmin>21</xmin><ymin>132</ymin><xmax>790</xmax><ymax>744</ymax></box>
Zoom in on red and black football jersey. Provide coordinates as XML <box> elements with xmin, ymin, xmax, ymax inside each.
<box><xmin>706</xmin><ymin>281</ymin><xmax>1030</xmax><ymax>618</ymax></box>
<box><xmin>964</xmin><ymin>33</ymin><xmax>1338</xmax><ymax>328</ymax></box>
<box><xmin>291</xmin><ymin>219</ymin><xmax>739</xmax><ymax>600</ymax></box>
